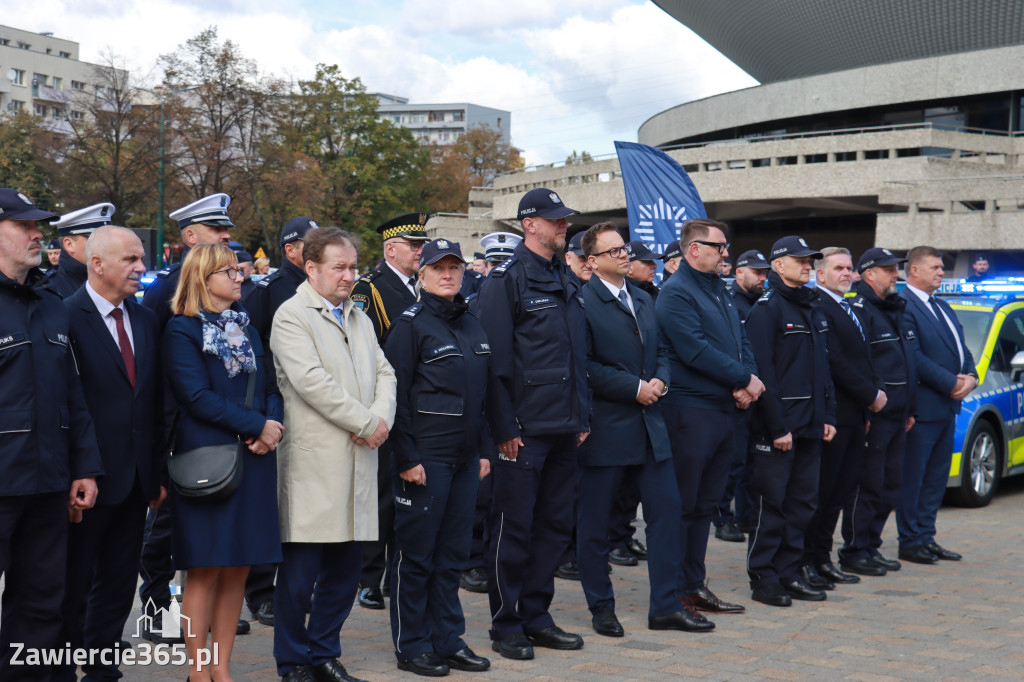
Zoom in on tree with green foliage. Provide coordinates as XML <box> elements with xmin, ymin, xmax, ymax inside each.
<box><xmin>0</xmin><ymin>112</ymin><xmax>55</xmax><ymax>213</ymax></box>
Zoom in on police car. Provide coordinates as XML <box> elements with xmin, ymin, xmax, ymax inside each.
<box><xmin>937</xmin><ymin>279</ymin><xmax>1024</xmax><ymax>506</ymax></box>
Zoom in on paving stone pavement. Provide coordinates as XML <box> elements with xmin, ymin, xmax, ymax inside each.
<box><xmin>116</xmin><ymin>477</ymin><xmax>1024</xmax><ymax>681</ymax></box>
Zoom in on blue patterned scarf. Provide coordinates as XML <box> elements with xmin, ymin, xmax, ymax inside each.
<box><xmin>199</xmin><ymin>309</ymin><xmax>256</xmax><ymax>378</ymax></box>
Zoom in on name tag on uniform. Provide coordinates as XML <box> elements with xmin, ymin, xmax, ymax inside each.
<box><xmin>525</xmin><ymin>297</ymin><xmax>557</xmax><ymax>311</ymax></box>
<box><xmin>0</xmin><ymin>332</ymin><xmax>27</xmax><ymax>350</ymax></box>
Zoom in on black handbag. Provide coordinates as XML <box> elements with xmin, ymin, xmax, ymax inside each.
<box><xmin>167</xmin><ymin>359</ymin><xmax>256</xmax><ymax>501</ymax></box>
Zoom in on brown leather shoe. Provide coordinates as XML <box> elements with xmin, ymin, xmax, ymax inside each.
<box><xmin>684</xmin><ymin>586</ymin><xmax>745</xmax><ymax>613</ymax></box>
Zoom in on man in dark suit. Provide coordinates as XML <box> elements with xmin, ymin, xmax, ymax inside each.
<box><xmin>349</xmin><ymin>212</ymin><xmax>430</xmax><ymax>609</ymax></box>
<box><xmin>898</xmin><ymin>246</ymin><xmax>977</xmax><ymax>564</ymax></box>
<box><xmin>58</xmin><ymin>225</ymin><xmax>165</xmax><ymax>681</ymax></box>
<box><xmin>576</xmin><ymin>222</ymin><xmax>690</xmax><ymax>638</ymax></box>
<box><xmin>801</xmin><ymin>247</ymin><xmax>885</xmax><ymax>590</ymax></box>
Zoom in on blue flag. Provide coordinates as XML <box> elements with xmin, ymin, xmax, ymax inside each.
<box><xmin>615</xmin><ymin>141</ymin><xmax>707</xmax><ymax>259</ymax></box>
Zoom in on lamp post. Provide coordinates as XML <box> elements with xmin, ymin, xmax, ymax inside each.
<box><xmin>138</xmin><ymin>84</ymin><xmax>200</xmax><ymax>268</ymax></box>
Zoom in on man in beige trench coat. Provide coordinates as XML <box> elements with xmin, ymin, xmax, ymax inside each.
<box><xmin>270</xmin><ymin>227</ymin><xmax>397</xmax><ymax>682</ymax></box>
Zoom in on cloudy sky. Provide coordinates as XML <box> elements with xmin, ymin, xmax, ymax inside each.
<box><xmin>19</xmin><ymin>0</ymin><xmax>757</xmax><ymax>165</ymax></box>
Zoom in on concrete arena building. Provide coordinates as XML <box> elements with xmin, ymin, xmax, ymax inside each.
<box><xmin>461</xmin><ymin>1</ymin><xmax>1024</xmax><ymax>275</ymax></box>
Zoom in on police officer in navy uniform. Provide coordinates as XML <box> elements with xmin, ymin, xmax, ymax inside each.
<box><xmin>839</xmin><ymin>248</ymin><xmax>917</xmax><ymax>576</ymax></box>
<box><xmin>478</xmin><ymin>232</ymin><xmax>521</xmax><ymax>276</ymax></box>
<box><xmin>350</xmin><ymin>212</ymin><xmax>431</xmax><ymax>610</ymax></box>
<box><xmin>476</xmin><ymin>188</ymin><xmax>590</xmax><ymax>660</ymax></box>
<box><xmin>46</xmin><ymin>238</ymin><xmax>61</xmax><ymax>270</ymax></box>
<box><xmin>0</xmin><ymin>188</ymin><xmax>103</xmax><ymax>678</ymax></box>
<box><xmin>236</xmin><ymin>249</ymin><xmax>256</xmax><ymax>299</ymax></box>
<box><xmin>625</xmin><ymin>240</ymin><xmax>661</xmax><ymax>301</ymax></box>
<box><xmin>384</xmin><ymin>238</ymin><xmax>492</xmax><ymax>676</ymax></box>
<box><xmin>661</xmin><ymin>240</ymin><xmax>682</xmax><ymax>276</ymax></box>
<box><xmin>714</xmin><ymin>250</ymin><xmax>770</xmax><ymax>542</ymax></box>
<box><xmin>745</xmin><ymin>235</ymin><xmax>837</xmax><ymax>607</ymax></box>
<box><xmin>37</xmin><ymin>202</ymin><xmax>115</xmax><ymax>299</ymax></box>
<box><xmin>138</xmin><ymin>193</ymin><xmax>247</xmax><ymax>640</ymax></box>
<box><xmin>459</xmin><ymin>246</ymin><xmax>484</xmax><ymax>298</ymax></box>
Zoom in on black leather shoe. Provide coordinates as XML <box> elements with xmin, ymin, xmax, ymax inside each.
<box><xmin>799</xmin><ymin>564</ymin><xmax>835</xmax><ymax>591</ymax></box>
<box><xmin>525</xmin><ymin>625</ymin><xmax>584</xmax><ymax>650</ymax></box>
<box><xmin>254</xmin><ymin>600</ymin><xmax>274</xmax><ymax>626</ymax></box>
<box><xmin>924</xmin><ymin>543</ymin><xmax>962</xmax><ymax>561</ymax></box>
<box><xmin>459</xmin><ymin>567</ymin><xmax>488</xmax><ymax>593</ymax></box>
<box><xmin>899</xmin><ymin>546</ymin><xmax>939</xmax><ymax>565</ymax></box>
<box><xmin>314</xmin><ymin>658</ymin><xmax>366</xmax><ymax>682</ymax></box>
<box><xmin>142</xmin><ymin>613</ymin><xmax>184</xmax><ymax>644</ymax></box>
<box><xmin>591</xmin><ymin>607</ymin><xmax>624</xmax><ymax>637</ymax></box>
<box><xmin>870</xmin><ymin>554</ymin><xmax>901</xmax><ymax>571</ymax></box>
<box><xmin>443</xmin><ymin>647</ymin><xmax>490</xmax><ymax>672</ymax></box>
<box><xmin>684</xmin><ymin>586</ymin><xmax>745</xmax><ymax>613</ymax></box>
<box><xmin>751</xmin><ymin>584</ymin><xmax>792</xmax><ymax>607</ymax></box>
<box><xmin>236</xmin><ymin>619</ymin><xmax>250</xmax><ymax>635</ymax></box>
<box><xmin>491</xmin><ymin>633</ymin><xmax>534</xmax><ymax>660</ymax></box>
<box><xmin>714</xmin><ymin>521</ymin><xmax>745</xmax><ymax>542</ymax></box>
<box><xmin>649</xmin><ymin>609</ymin><xmax>715</xmax><ymax>632</ymax></box>
<box><xmin>282</xmin><ymin>665</ymin><xmax>317</xmax><ymax>682</ymax></box>
<box><xmin>783</xmin><ymin>579</ymin><xmax>827</xmax><ymax>601</ymax></box>
<box><xmin>626</xmin><ymin>538</ymin><xmax>648</xmax><ymax>560</ymax></box>
<box><xmin>357</xmin><ymin>586</ymin><xmax>385</xmax><ymax>609</ymax></box>
<box><xmin>554</xmin><ymin>561</ymin><xmax>580</xmax><ymax>580</ymax></box>
<box><xmin>608</xmin><ymin>547</ymin><xmax>639</xmax><ymax>567</ymax></box>
<box><xmin>841</xmin><ymin>557</ymin><xmax>887</xmax><ymax>576</ymax></box>
<box><xmin>396</xmin><ymin>652</ymin><xmax>448</xmax><ymax>677</ymax></box>
<box><xmin>816</xmin><ymin>560</ymin><xmax>860</xmax><ymax>584</ymax></box>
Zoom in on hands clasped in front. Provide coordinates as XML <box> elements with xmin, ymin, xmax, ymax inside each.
<box><xmin>247</xmin><ymin>419</ymin><xmax>285</xmax><ymax>455</ymax></box>
<box><xmin>733</xmin><ymin>374</ymin><xmax>765</xmax><ymax>410</ymax></box>
<box><xmin>351</xmin><ymin>416</ymin><xmax>390</xmax><ymax>450</ymax></box>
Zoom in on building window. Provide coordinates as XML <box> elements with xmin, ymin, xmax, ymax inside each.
<box><xmin>411</xmin><ymin>113</ymin><xmax>426</xmax><ymax>123</ymax></box>
<box><xmin>392</xmin><ymin>115</ymin><xmax>403</xmax><ymax>124</ymax></box>
<box><xmin>17</xmin><ymin>42</ymin><xmax>30</xmax><ymax>50</ymax></box>
<box><xmin>9</xmin><ymin>100</ymin><xmax>25</xmax><ymax>111</ymax></box>
<box><xmin>70</xmin><ymin>110</ymin><xmax>84</xmax><ymax>120</ymax></box>
<box><xmin>34</xmin><ymin>103</ymin><xmax>46</xmax><ymax>116</ymax></box>
<box><xmin>497</xmin><ymin>117</ymin><xmax>502</xmax><ymax>128</ymax></box>
<box><xmin>429</xmin><ymin>111</ymin><xmax>443</xmax><ymax>122</ymax></box>
<box><xmin>453</xmin><ymin>111</ymin><xmax>464</xmax><ymax>122</ymax></box>
<box><xmin>71</xmin><ymin>80</ymin><xmax>85</xmax><ymax>91</ymax></box>
<box><xmin>51</xmin><ymin>107</ymin><xmax>62</xmax><ymax>120</ymax></box>
<box><xmin>33</xmin><ymin>73</ymin><xmax>48</xmax><ymax>87</ymax></box>
<box><xmin>11</xmin><ymin>69</ymin><xmax>25</xmax><ymax>86</ymax></box>
<box><xmin>0</xmin><ymin>38</ymin><xmax>9</xmax><ymax>46</ymax></box>
<box><xmin>51</xmin><ymin>76</ymin><xmax>62</xmax><ymax>90</ymax></box>
<box><xmin>60</xmin><ymin>51</ymin><xmax>71</xmax><ymax>58</ymax></box>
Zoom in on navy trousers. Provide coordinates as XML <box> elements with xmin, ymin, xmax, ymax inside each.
<box><xmin>897</xmin><ymin>417</ymin><xmax>954</xmax><ymax>549</ymax></box>
<box><xmin>577</xmin><ymin>448</ymin><xmax>681</xmax><ymax>617</ymax></box>
<box><xmin>664</xmin><ymin>405</ymin><xmax>734</xmax><ymax>593</ymax></box>
<box><xmin>465</xmin><ymin>471</ymin><xmax>492</xmax><ymax>572</ymax></box>
<box><xmin>390</xmin><ymin>458</ymin><xmax>478</xmax><ymax>661</ymax></box>
<box><xmin>245</xmin><ymin>564</ymin><xmax>277</xmax><ymax>615</ymax></box>
<box><xmin>487</xmin><ymin>433</ymin><xmax>577</xmax><ymax>640</ymax></box>
<box><xmin>57</xmin><ymin>484</ymin><xmax>147</xmax><ymax>682</ymax></box>
<box><xmin>274</xmin><ymin>542</ymin><xmax>362</xmax><ymax>676</ymax></box>
<box><xmin>0</xmin><ymin>492</ymin><xmax>68</xmax><ymax>681</ymax></box>
<box><xmin>841</xmin><ymin>417</ymin><xmax>905</xmax><ymax>564</ymax></box>
<box><xmin>361</xmin><ymin>442</ymin><xmax>396</xmax><ymax>591</ymax></box>
<box><xmin>747</xmin><ymin>437</ymin><xmax>821</xmax><ymax>589</ymax></box>
<box><xmin>138</xmin><ymin>501</ymin><xmax>174</xmax><ymax>616</ymax></box>
<box><xmin>714</xmin><ymin>415</ymin><xmax>752</xmax><ymax>530</ymax></box>
<box><xmin>804</xmin><ymin>421</ymin><xmax>865</xmax><ymax>565</ymax></box>
<box><xmin>607</xmin><ymin>478</ymin><xmax>641</xmax><ymax>550</ymax></box>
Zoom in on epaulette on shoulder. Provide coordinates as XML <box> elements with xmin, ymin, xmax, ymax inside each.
<box><xmin>358</xmin><ymin>269</ymin><xmax>382</xmax><ymax>284</ymax></box>
<box><xmin>256</xmin><ymin>271</ymin><xmax>281</xmax><ymax>288</ymax></box>
<box><xmin>398</xmin><ymin>302</ymin><xmax>423</xmax><ymax>321</ymax></box>
<box><xmin>757</xmin><ymin>289</ymin><xmax>773</xmax><ymax>303</ymax></box>
<box><xmin>850</xmin><ymin>294</ymin><xmax>865</xmax><ymax>309</ymax></box>
<box><xmin>156</xmin><ymin>267</ymin><xmax>172</xmax><ymax>278</ymax></box>
<box><xmin>491</xmin><ymin>257</ymin><xmax>515</xmax><ymax>277</ymax></box>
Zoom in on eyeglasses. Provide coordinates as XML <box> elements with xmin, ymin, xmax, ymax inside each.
<box><xmin>691</xmin><ymin>240</ymin><xmax>730</xmax><ymax>254</ymax></box>
<box><xmin>398</xmin><ymin>239</ymin><xmax>425</xmax><ymax>250</ymax></box>
<box><xmin>209</xmin><ymin>266</ymin><xmax>245</xmax><ymax>280</ymax></box>
<box><xmin>591</xmin><ymin>245</ymin><xmax>630</xmax><ymax>259</ymax></box>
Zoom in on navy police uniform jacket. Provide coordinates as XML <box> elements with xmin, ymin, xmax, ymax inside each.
<box><xmin>728</xmin><ymin>284</ymin><xmax>760</xmax><ymax>323</ymax></box>
<box><xmin>460</xmin><ymin>269</ymin><xmax>483</xmax><ymax>298</ymax></box>
<box><xmin>899</xmin><ymin>287</ymin><xmax>976</xmax><ymax>421</ymax></box>
<box><xmin>852</xmin><ymin>281</ymin><xmax>917</xmax><ymax>421</ymax></box>
<box><xmin>475</xmin><ymin>242</ymin><xmax>590</xmax><ymax>442</ymax></box>
<box><xmin>384</xmin><ymin>291</ymin><xmax>492</xmax><ymax>472</ymax></box>
<box><xmin>656</xmin><ymin>260</ymin><xmax>757</xmax><ymax>410</ymax></box>
<box><xmin>580</xmin><ymin>277</ymin><xmax>672</xmax><ymax>466</ymax></box>
<box><xmin>66</xmin><ymin>287</ymin><xmax>163</xmax><ymax>505</ymax></box>
<box><xmin>350</xmin><ymin>264</ymin><xmax>417</xmax><ymax>345</ymax></box>
<box><xmin>37</xmin><ymin>250</ymin><xmax>88</xmax><ymax>299</ymax></box>
<box><xmin>142</xmin><ymin>260</ymin><xmax>183</xmax><ymax>331</ymax></box>
<box><xmin>0</xmin><ymin>268</ymin><xmax>103</xmax><ymax>495</ymax></box>
<box><xmin>243</xmin><ymin>257</ymin><xmax>306</xmax><ymax>346</ymax></box>
<box><xmin>746</xmin><ymin>271</ymin><xmax>836</xmax><ymax>440</ymax></box>
<box><xmin>816</xmin><ymin>289</ymin><xmax>882</xmax><ymax>427</ymax></box>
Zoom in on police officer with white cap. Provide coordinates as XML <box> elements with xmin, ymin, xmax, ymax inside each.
<box><xmin>38</xmin><ymin>202</ymin><xmax>115</xmax><ymax>299</ymax></box>
<box><xmin>479</xmin><ymin>232</ymin><xmax>522</xmax><ymax>275</ymax></box>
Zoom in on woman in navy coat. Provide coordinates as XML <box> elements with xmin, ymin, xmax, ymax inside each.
<box><xmin>164</xmin><ymin>243</ymin><xmax>283</xmax><ymax>682</ymax></box>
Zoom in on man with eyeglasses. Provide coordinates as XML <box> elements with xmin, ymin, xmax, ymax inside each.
<box><xmin>476</xmin><ymin>188</ymin><xmax>589</xmax><ymax>660</ymax></box>
<box><xmin>349</xmin><ymin>212</ymin><xmax>431</xmax><ymax>611</ymax></box>
<box><xmin>744</xmin><ymin>235</ymin><xmax>837</xmax><ymax>607</ymax></box>
<box><xmin>656</xmin><ymin>218</ymin><xmax>763</xmax><ymax>625</ymax></box>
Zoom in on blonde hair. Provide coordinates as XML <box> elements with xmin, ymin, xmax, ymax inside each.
<box><xmin>171</xmin><ymin>243</ymin><xmax>238</xmax><ymax>317</ymax></box>
<box><xmin>254</xmin><ymin>257</ymin><xmax>270</xmax><ymax>273</ymax></box>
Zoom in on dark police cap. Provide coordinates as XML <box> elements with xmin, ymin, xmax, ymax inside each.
<box><xmin>857</xmin><ymin>247</ymin><xmax>906</xmax><ymax>273</ymax></box>
<box><xmin>280</xmin><ymin>216</ymin><xmax>319</xmax><ymax>246</ymax></box>
<box><xmin>974</xmin><ymin>253</ymin><xmax>989</xmax><ymax>262</ymax></box>
<box><xmin>628</xmin><ymin>240</ymin><xmax>662</xmax><ymax>262</ymax></box>
<box><xmin>735</xmin><ymin>249</ymin><xmax>770</xmax><ymax>269</ymax></box>
<box><xmin>517</xmin><ymin>188</ymin><xmax>579</xmax><ymax>221</ymax></box>
<box><xmin>47</xmin><ymin>238</ymin><xmax>61</xmax><ymax>250</ymax></box>
<box><xmin>567</xmin><ymin>232</ymin><xmax>585</xmax><ymax>256</ymax></box>
<box><xmin>769</xmin><ymin>235</ymin><xmax>821</xmax><ymax>261</ymax></box>
<box><xmin>419</xmin><ymin>238</ymin><xmax>464</xmax><ymax>267</ymax></box>
<box><xmin>661</xmin><ymin>239</ymin><xmax>682</xmax><ymax>261</ymax></box>
<box><xmin>376</xmin><ymin>212</ymin><xmax>431</xmax><ymax>241</ymax></box>
<box><xmin>473</xmin><ymin>251</ymin><xmax>486</xmax><ymax>260</ymax></box>
<box><xmin>0</xmin><ymin>188</ymin><xmax>59</xmax><ymax>222</ymax></box>
<box><xmin>235</xmin><ymin>250</ymin><xmax>254</xmax><ymax>263</ymax></box>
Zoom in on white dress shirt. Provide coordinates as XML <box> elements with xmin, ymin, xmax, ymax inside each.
<box><xmin>386</xmin><ymin>261</ymin><xmax>417</xmax><ymax>296</ymax></box>
<box><xmin>85</xmin><ymin>282</ymin><xmax>134</xmax><ymax>353</ymax></box>
<box><xmin>906</xmin><ymin>282</ymin><xmax>964</xmax><ymax>366</ymax></box>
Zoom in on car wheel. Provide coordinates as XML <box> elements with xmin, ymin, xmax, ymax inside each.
<box><xmin>948</xmin><ymin>420</ymin><xmax>999</xmax><ymax>507</ymax></box>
